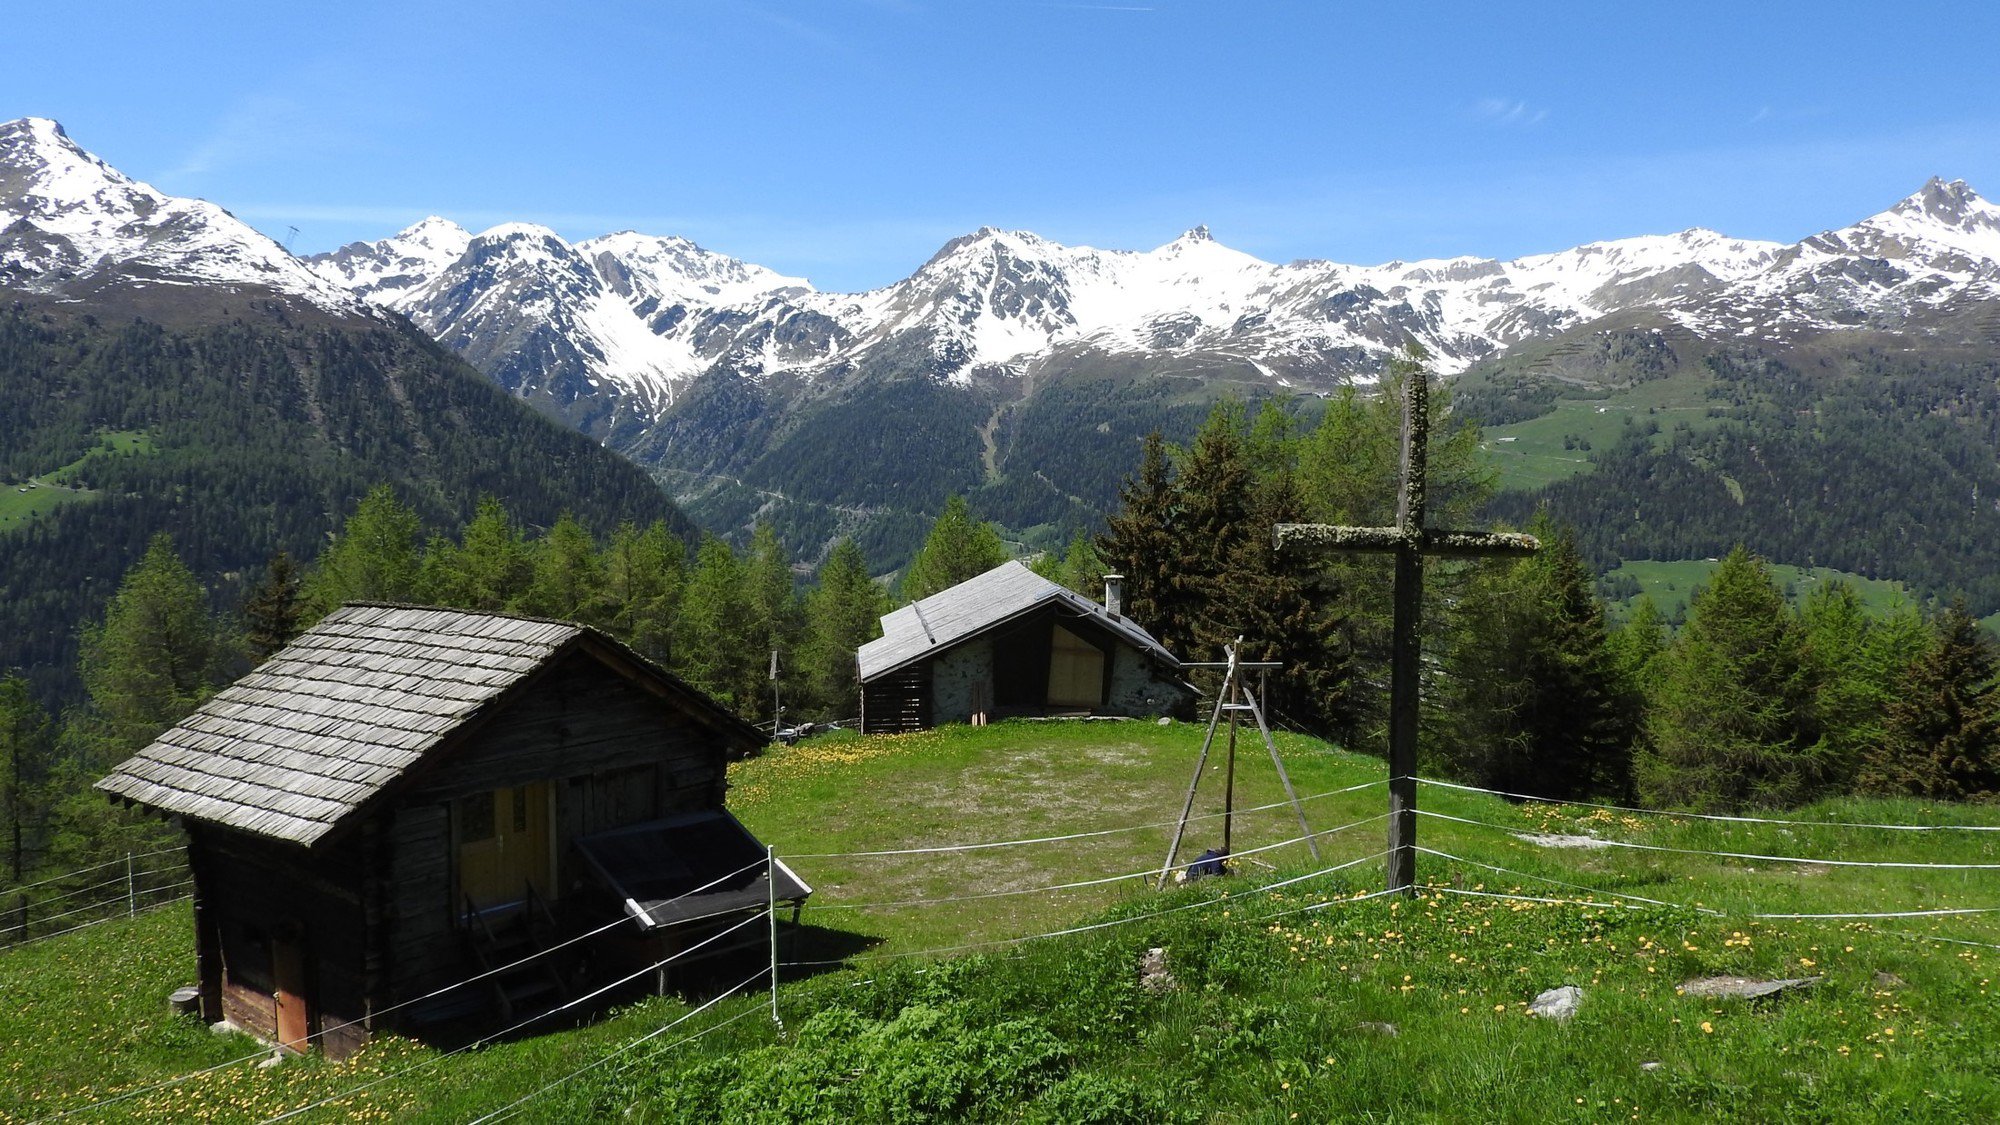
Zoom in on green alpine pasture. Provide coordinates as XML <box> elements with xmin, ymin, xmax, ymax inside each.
<box><xmin>1602</xmin><ymin>559</ymin><xmax>1916</xmax><ymax>625</ymax></box>
<box><xmin>5</xmin><ymin>721</ymin><xmax>2000</xmax><ymax>1122</ymax></box>
<box><xmin>0</xmin><ymin>430</ymin><xmax>155</xmax><ymax>530</ymax></box>
<box><xmin>1477</xmin><ymin>373</ymin><xmax>1717</xmax><ymax>492</ymax></box>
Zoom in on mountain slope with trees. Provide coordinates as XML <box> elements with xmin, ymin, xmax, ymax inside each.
<box><xmin>0</xmin><ymin>299</ymin><xmax>696</xmax><ymax>704</ymax></box>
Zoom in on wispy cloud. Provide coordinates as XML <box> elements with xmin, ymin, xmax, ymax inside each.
<box><xmin>1471</xmin><ymin>97</ymin><xmax>1548</xmax><ymax>127</ymax></box>
<box><xmin>165</xmin><ymin>96</ymin><xmax>313</xmax><ymax>181</ymax></box>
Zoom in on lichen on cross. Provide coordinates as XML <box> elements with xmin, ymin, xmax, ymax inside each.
<box><xmin>1272</xmin><ymin>366</ymin><xmax>1537</xmax><ymax>894</ymax></box>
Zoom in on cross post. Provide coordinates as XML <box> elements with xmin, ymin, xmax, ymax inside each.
<box><xmin>1273</xmin><ymin>368</ymin><xmax>1538</xmax><ymax>894</ymax></box>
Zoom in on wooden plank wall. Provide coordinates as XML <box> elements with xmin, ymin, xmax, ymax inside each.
<box><xmin>862</xmin><ymin>665</ymin><xmax>931</xmax><ymax>733</ymax></box>
<box><xmin>196</xmin><ymin>826</ymin><xmax>371</xmax><ymax>1057</ymax></box>
<box><xmin>406</xmin><ymin>658</ymin><xmax>726</xmax><ymax>805</ymax></box>
<box><xmin>383</xmin><ymin>803</ymin><xmax>460</xmax><ymax>1013</ymax></box>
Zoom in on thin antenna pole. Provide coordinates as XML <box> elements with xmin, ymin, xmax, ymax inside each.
<box><xmin>766</xmin><ymin>846</ymin><xmax>782</xmax><ymax>1030</ymax></box>
<box><xmin>1222</xmin><ymin>643</ymin><xmax>1240</xmax><ymax>859</ymax></box>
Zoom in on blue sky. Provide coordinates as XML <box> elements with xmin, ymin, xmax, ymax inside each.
<box><xmin>9</xmin><ymin>1</ymin><xmax>2000</xmax><ymax>290</ymax></box>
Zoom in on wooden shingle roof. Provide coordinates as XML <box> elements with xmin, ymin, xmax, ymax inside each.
<box><xmin>96</xmin><ymin>603</ymin><xmax>754</xmax><ymax>846</ymax></box>
<box><xmin>857</xmin><ymin>561</ymin><xmax>1183</xmax><ymax>682</ymax></box>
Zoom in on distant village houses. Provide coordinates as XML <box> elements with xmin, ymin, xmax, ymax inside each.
<box><xmin>858</xmin><ymin>561</ymin><xmax>1193</xmax><ymax>732</ymax></box>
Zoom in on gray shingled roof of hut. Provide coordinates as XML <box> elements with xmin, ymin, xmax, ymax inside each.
<box><xmin>95</xmin><ymin>603</ymin><xmax>739</xmax><ymax>847</ymax></box>
<box><xmin>858</xmin><ymin>560</ymin><xmax>1182</xmax><ymax>681</ymax></box>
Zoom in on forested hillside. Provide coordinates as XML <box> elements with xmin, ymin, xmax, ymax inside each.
<box><xmin>0</xmin><ymin>300</ymin><xmax>696</xmax><ymax>703</ymax></box>
<box><xmin>1467</xmin><ymin>334</ymin><xmax>2000</xmax><ymax>615</ymax></box>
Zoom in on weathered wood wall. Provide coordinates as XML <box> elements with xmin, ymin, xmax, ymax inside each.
<box><xmin>862</xmin><ymin>665</ymin><xmax>931</xmax><ymax>733</ymax></box>
<box><xmin>192</xmin><ymin>824</ymin><xmax>372</xmax><ymax>1059</ymax></box>
<box><xmin>382</xmin><ymin>652</ymin><xmax>733</xmax><ymax>1012</ymax></box>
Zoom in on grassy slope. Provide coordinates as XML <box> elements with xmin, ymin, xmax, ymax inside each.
<box><xmin>5</xmin><ymin>722</ymin><xmax>2000</xmax><ymax>1122</ymax></box>
<box><xmin>1604</xmin><ymin>559</ymin><xmax>1916</xmax><ymax>624</ymax></box>
<box><xmin>0</xmin><ymin>430</ymin><xmax>155</xmax><ymax>530</ymax></box>
<box><xmin>1478</xmin><ymin>373</ymin><xmax>1718</xmax><ymax>492</ymax></box>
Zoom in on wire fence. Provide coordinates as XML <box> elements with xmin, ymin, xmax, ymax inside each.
<box><xmin>22</xmin><ymin>756</ymin><xmax>2000</xmax><ymax>1122</ymax></box>
<box><xmin>1</xmin><ymin>848</ymin><xmax>192</xmax><ymax>952</ymax></box>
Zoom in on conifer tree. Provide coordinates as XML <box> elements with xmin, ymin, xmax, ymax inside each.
<box><xmin>1798</xmin><ymin>581</ymin><xmax>1918</xmax><ymax>787</ymax></box>
<box><xmin>418</xmin><ymin>497</ymin><xmax>533</xmax><ymax>612</ymax></box>
<box><xmin>1098</xmin><ymin>431</ymin><xmax>1184</xmax><ymax>645</ymax></box>
<box><xmin>303</xmin><ymin>484</ymin><xmax>422</xmax><ymax>615</ymax></box>
<box><xmin>242</xmin><ymin>550</ymin><xmax>304</xmax><ymax>663</ymax></box>
<box><xmin>79</xmin><ymin>533</ymin><xmax>222</xmax><ymax>751</ymax></box>
<box><xmin>601</xmin><ymin>520</ymin><xmax>685</xmax><ymax>665</ymax></box>
<box><xmin>744</xmin><ymin>524</ymin><xmax>803</xmax><ymax>722</ymax></box>
<box><xmin>800</xmin><ymin>539</ymin><xmax>885</xmax><ymax>718</ymax></box>
<box><xmin>901</xmin><ymin>495</ymin><xmax>1009</xmax><ymax>600</ymax></box>
<box><xmin>1859</xmin><ymin>603</ymin><xmax>2000</xmax><ymax>799</ymax></box>
<box><xmin>1031</xmin><ymin>530</ymin><xmax>1108</xmax><ymax>600</ymax></box>
<box><xmin>0</xmin><ymin>675</ymin><xmax>52</xmax><ymax>884</ymax></box>
<box><xmin>1446</xmin><ymin>518</ymin><xmax>1637</xmax><ymax>800</ymax></box>
<box><xmin>1606</xmin><ymin>596</ymin><xmax>1668</xmax><ymax>690</ymax></box>
<box><xmin>675</xmin><ymin>537</ymin><xmax>758</xmax><ymax>716</ymax></box>
<box><xmin>1637</xmin><ymin>546</ymin><xmax>1826</xmax><ymax>811</ymax></box>
<box><xmin>520</xmin><ymin>513</ymin><xmax>606</xmax><ymax>624</ymax></box>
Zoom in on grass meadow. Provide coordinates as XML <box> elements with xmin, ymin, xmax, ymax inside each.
<box><xmin>5</xmin><ymin>721</ymin><xmax>1999</xmax><ymax>1122</ymax></box>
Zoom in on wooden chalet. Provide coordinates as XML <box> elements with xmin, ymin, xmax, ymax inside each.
<box><xmin>96</xmin><ymin>604</ymin><xmax>809</xmax><ymax>1058</ymax></box>
<box><xmin>858</xmin><ymin>562</ymin><xmax>1193</xmax><ymax>733</ymax></box>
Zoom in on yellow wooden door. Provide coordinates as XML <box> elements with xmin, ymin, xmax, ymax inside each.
<box><xmin>1046</xmin><ymin>625</ymin><xmax>1106</xmax><ymax>709</ymax></box>
<box><xmin>459</xmin><ymin>782</ymin><xmax>553</xmax><ymax>910</ymax></box>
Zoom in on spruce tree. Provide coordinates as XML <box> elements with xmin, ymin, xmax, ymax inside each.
<box><xmin>1098</xmin><ymin>431</ymin><xmax>1184</xmax><ymax>645</ymax></box>
<box><xmin>1860</xmin><ymin>603</ymin><xmax>2000</xmax><ymax>799</ymax></box>
<box><xmin>1637</xmin><ymin>547</ymin><xmax>1826</xmax><ymax>811</ymax></box>
<box><xmin>242</xmin><ymin>550</ymin><xmax>304</xmax><ymax>662</ymax></box>
<box><xmin>900</xmin><ymin>495</ymin><xmax>1008</xmax><ymax>600</ymax></box>
<box><xmin>0</xmin><ymin>675</ymin><xmax>52</xmax><ymax>884</ymax></box>
<box><xmin>800</xmin><ymin>539</ymin><xmax>885</xmax><ymax>718</ymax></box>
<box><xmin>1446</xmin><ymin>517</ymin><xmax>1637</xmax><ymax>800</ymax></box>
<box><xmin>1031</xmin><ymin>530</ymin><xmax>1108</xmax><ymax>600</ymax></box>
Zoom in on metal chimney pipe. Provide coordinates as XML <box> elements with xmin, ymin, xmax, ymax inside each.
<box><xmin>1102</xmin><ymin>574</ymin><xmax>1124</xmax><ymax>617</ymax></box>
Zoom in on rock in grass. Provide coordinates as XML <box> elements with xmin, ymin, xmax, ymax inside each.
<box><xmin>1677</xmin><ymin>976</ymin><xmax>1821</xmax><ymax>1000</ymax></box>
<box><xmin>1139</xmin><ymin>947</ymin><xmax>1177</xmax><ymax>993</ymax></box>
<box><xmin>1874</xmin><ymin>971</ymin><xmax>1907</xmax><ymax>989</ymax></box>
<box><xmin>1529</xmin><ymin>985</ymin><xmax>1583</xmax><ymax>1020</ymax></box>
<box><xmin>1354</xmin><ymin>1021</ymin><xmax>1400</xmax><ymax>1037</ymax></box>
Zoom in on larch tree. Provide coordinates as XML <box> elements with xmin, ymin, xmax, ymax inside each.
<box><xmin>79</xmin><ymin>533</ymin><xmax>223</xmax><ymax>752</ymax></box>
<box><xmin>799</xmin><ymin>538</ymin><xmax>885</xmax><ymax>718</ymax></box>
<box><xmin>419</xmin><ymin>496</ymin><xmax>533</xmax><ymax>612</ymax></box>
<box><xmin>521</xmin><ymin>513</ymin><xmax>606</xmax><ymax>624</ymax></box>
<box><xmin>675</xmin><ymin>537</ymin><xmax>758</xmax><ymax>716</ymax></box>
<box><xmin>303</xmin><ymin>484</ymin><xmax>422</xmax><ymax>616</ymax></box>
<box><xmin>900</xmin><ymin>495</ymin><xmax>1009</xmax><ymax>600</ymax></box>
<box><xmin>601</xmin><ymin>520</ymin><xmax>685</xmax><ymax>666</ymax></box>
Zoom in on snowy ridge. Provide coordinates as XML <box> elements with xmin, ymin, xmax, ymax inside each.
<box><xmin>14</xmin><ymin>115</ymin><xmax>1999</xmax><ymax>426</ymax></box>
<box><xmin>0</xmin><ymin>117</ymin><xmax>362</xmax><ymax>313</ymax></box>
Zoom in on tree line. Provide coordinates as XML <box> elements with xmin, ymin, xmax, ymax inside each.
<box><xmin>0</xmin><ymin>486</ymin><xmax>898</xmax><ymax>900</ymax></box>
<box><xmin>1082</xmin><ymin>356</ymin><xmax>1999</xmax><ymax>813</ymax></box>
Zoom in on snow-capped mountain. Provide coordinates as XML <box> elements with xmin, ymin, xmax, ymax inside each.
<box><xmin>1670</xmin><ymin>177</ymin><xmax>2000</xmax><ymax>339</ymax></box>
<box><xmin>314</xmin><ymin>211</ymin><xmax>1804</xmax><ymax>429</ymax></box>
<box><xmin>0</xmin><ymin>117</ymin><xmax>361</xmax><ymax>313</ymax></box>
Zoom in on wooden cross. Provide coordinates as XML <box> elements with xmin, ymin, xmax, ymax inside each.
<box><xmin>1273</xmin><ymin>368</ymin><xmax>1538</xmax><ymax>894</ymax></box>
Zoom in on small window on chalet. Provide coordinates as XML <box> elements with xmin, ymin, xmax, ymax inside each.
<box><xmin>461</xmin><ymin>791</ymin><xmax>495</xmax><ymax>843</ymax></box>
